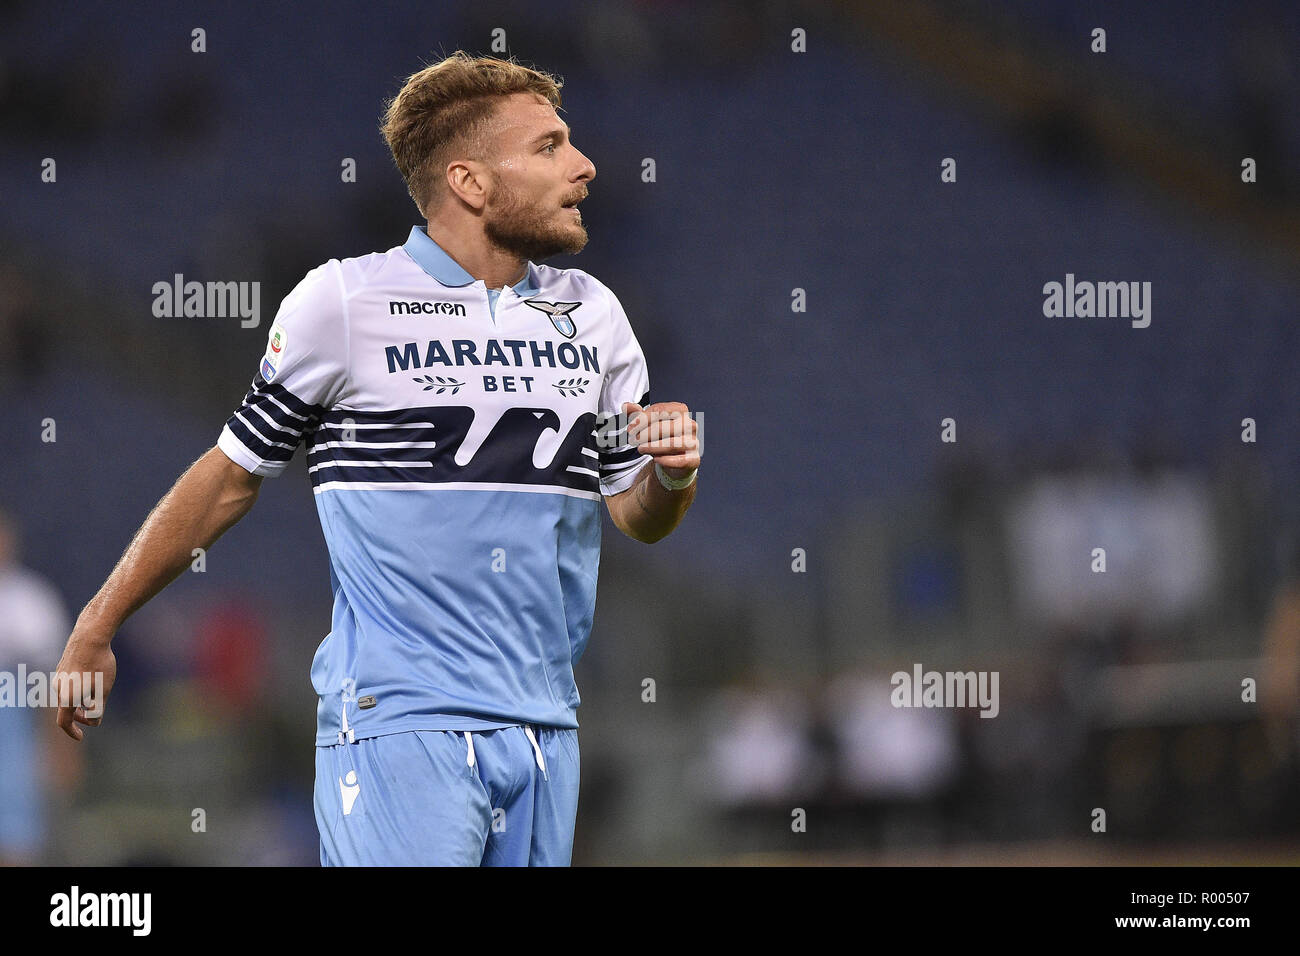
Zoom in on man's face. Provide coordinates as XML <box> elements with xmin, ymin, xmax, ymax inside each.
<box><xmin>479</xmin><ymin>93</ymin><xmax>597</xmax><ymax>264</ymax></box>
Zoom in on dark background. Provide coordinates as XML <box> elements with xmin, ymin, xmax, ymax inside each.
<box><xmin>1</xmin><ymin>0</ymin><xmax>1298</xmax><ymax>864</ymax></box>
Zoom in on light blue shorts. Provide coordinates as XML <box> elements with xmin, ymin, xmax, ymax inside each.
<box><xmin>314</xmin><ymin>725</ymin><xmax>579</xmax><ymax>866</ymax></box>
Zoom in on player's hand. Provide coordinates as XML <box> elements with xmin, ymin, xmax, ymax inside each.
<box><xmin>623</xmin><ymin>401</ymin><xmax>700</xmax><ymax>478</ymax></box>
<box><xmin>53</xmin><ymin>620</ymin><xmax>118</xmax><ymax>741</ymax></box>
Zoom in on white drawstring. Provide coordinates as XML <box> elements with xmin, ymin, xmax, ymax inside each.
<box><xmin>522</xmin><ymin>724</ymin><xmax>547</xmax><ymax>778</ymax></box>
<box><xmin>462</xmin><ymin>727</ymin><xmax>545</xmax><ymax>778</ymax></box>
<box><xmin>339</xmin><ymin>697</ymin><xmax>356</xmax><ymax>744</ymax></box>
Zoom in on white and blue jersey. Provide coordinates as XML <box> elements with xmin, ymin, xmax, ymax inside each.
<box><xmin>218</xmin><ymin>226</ymin><xmax>651</xmax><ymax>746</ymax></box>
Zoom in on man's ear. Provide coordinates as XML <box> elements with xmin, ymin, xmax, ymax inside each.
<box><xmin>445</xmin><ymin>160</ymin><xmax>489</xmax><ymax>212</ymax></box>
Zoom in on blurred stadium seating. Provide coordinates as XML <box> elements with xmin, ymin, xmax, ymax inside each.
<box><xmin>1</xmin><ymin>0</ymin><xmax>1297</xmax><ymax>864</ymax></box>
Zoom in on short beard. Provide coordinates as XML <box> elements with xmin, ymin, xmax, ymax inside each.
<box><xmin>483</xmin><ymin>176</ymin><xmax>588</xmax><ymax>263</ymax></box>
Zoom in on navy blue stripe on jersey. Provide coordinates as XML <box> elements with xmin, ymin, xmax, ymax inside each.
<box><xmin>226</xmin><ymin>413</ymin><xmax>295</xmax><ymax>463</ymax></box>
<box><xmin>310</xmin><ymin>424</ymin><xmax>440</xmax><ymax>444</ymax></box>
<box><xmin>308</xmin><ymin>463</ymin><xmax>599</xmax><ymax>494</ymax></box>
<box><xmin>306</xmin><ymin>406</ymin><xmax>601</xmax><ymax>492</ymax></box>
<box><xmin>246</xmin><ymin>373</ymin><xmax>329</xmax><ymax>420</ymax></box>
<box><xmin>237</xmin><ymin>389</ymin><xmax>310</xmax><ymax>435</ymax></box>
<box><xmin>596</xmin><ymin>390</ymin><xmax>651</xmax><ymax>472</ymax></box>
<box><xmin>225</xmin><ymin>375</ymin><xmax>329</xmax><ymax>462</ymax></box>
<box><xmin>307</xmin><ymin>443</ymin><xmax>443</xmax><ymax>464</ymax></box>
<box><xmin>599</xmin><ymin>445</ymin><xmax>644</xmax><ymax>469</ymax></box>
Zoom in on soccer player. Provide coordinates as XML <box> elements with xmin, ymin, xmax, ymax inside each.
<box><xmin>52</xmin><ymin>52</ymin><xmax>701</xmax><ymax>866</ymax></box>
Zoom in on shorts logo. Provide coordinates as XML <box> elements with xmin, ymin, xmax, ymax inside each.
<box><xmin>340</xmin><ymin>770</ymin><xmax>360</xmax><ymax>815</ymax></box>
<box><xmin>524</xmin><ymin>299</ymin><xmax>581</xmax><ymax>339</ymax></box>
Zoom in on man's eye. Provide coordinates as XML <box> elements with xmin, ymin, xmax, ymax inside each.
<box><xmin>543</xmin><ymin>142</ymin><xmax>556</xmax><ymax>154</ymax></box>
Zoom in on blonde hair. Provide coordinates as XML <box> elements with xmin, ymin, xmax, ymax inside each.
<box><xmin>380</xmin><ymin>51</ymin><xmax>563</xmax><ymax>217</ymax></box>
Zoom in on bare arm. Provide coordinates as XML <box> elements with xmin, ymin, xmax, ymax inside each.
<box><xmin>54</xmin><ymin>445</ymin><xmax>262</xmax><ymax>739</ymax></box>
<box><xmin>605</xmin><ymin>401</ymin><xmax>700</xmax><ymax>544</ymax></box>
<box><xmin>606</xmin><ymin>458</ymin><xmax>698</xmax><ymax>544</ymax></box>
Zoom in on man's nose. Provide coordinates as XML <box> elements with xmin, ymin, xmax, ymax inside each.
<box><xmin>574</xmin><ymin>150</ymin><xmax>596</xmax><ymax>183</ymax></box>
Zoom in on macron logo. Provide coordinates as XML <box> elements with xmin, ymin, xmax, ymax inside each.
<box><xmin>50</xmin><ymin>886</ymin><xmax>151</xmax><ymax>937</ymax></box>
<box><xmin>389</xmin><ymin>300</ymin><xmax>467</xmax><ymax>316</ymax></box>
<box><xmin>340</xmin><ymin>770</ymin><xmax>361</xmax><ymax>816</ymax></box>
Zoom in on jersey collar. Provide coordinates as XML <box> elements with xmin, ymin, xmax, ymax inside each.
<box><xmin>404</xmin><ymin>225</ymin><xmax>539</xmax><ymax>297</ymax></box>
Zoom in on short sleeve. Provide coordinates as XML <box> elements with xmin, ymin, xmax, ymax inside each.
<box><xmin>596</xmin><ymin>286</ymin><xmax>652</xmax><ymax>497</ymax></box>
<box><xmin>218</xmin><ymin>260</ymin><xmax>347</xmax><ymax>477</ymax></box>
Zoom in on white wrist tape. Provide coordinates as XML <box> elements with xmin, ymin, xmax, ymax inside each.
<box><xmin>654</xmin><ymin>462</ymin><xmax>697</xmax><ymax>491</ymax></box>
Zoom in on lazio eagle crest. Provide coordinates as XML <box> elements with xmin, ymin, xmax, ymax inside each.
<box><xmin>524</xmin><ymin>299</ymin><xmax>581</xmax><ymax>339</ymax></box>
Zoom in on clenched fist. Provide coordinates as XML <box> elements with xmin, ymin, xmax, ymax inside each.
<box><xmin>622</xmin><ymin>401</ymin><xmax>701</xmax><ymax>479</ymax></box>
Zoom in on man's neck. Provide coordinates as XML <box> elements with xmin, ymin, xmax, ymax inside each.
<box><xmin>424</xmin><ymin>220</ymin><xmax>527</xmax><ymax>290</ymax></box>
